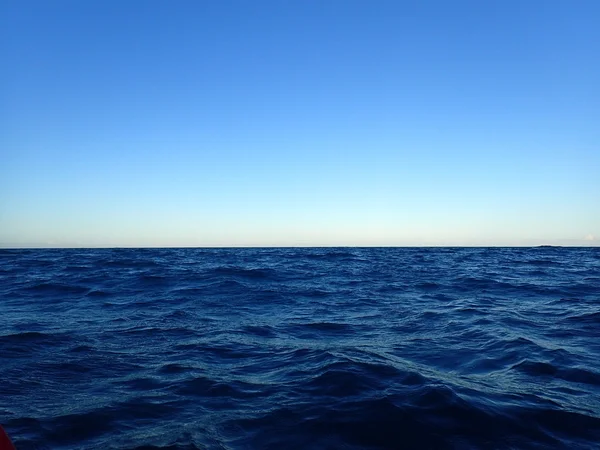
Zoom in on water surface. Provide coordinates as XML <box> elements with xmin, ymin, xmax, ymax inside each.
<box><xmin>1</xmin><ymin>247</ymin><xmax>599</xmax><ymax>449</ymax></box>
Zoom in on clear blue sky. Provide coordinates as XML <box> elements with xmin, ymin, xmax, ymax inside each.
<box><xmin>1</xmin><ymin>0</ymin><xmax>598</xmax><ymax>247</ymax></box>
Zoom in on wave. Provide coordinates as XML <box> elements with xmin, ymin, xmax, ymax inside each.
<box><xmin>22</xmin><ymin>282</ymin><xmax>90</xmax><ymax>295</ymax></box>
<box><xmin>566</xmin><ymin>311</ymin><xmax>600</xmax><ymax>324</ymax></box>
<box><xmin>512</xmin><ymin>360</ymin><xmax>600</xmax><ymax>386</ymax></box>
<box><xmin>208</xmin><ymin>266</ymin><xmax>277</xmax><ymax>279</ymax></box>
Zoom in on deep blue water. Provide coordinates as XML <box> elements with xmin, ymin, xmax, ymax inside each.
<box><xmin>1</xmin><ymin>247</ymin><xmax>599</xmax><ymax>449</ymax></box>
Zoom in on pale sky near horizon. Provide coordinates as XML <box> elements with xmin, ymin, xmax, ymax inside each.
<box><xmin>1</xmin><ymin>0</ymin><xmax>599</xmax><ymax>247</ymax></box>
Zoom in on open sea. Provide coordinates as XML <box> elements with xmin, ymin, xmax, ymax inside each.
<box><xmin>1</xmin><ymin>247</ymin><xmax>599</xmax><ymax>449</ymax></box>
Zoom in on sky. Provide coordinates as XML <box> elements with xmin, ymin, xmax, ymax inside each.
<box><xmin>1</xmin><ymin>0</ymin><xmax>599</xmax><ymax>247</ymax></box>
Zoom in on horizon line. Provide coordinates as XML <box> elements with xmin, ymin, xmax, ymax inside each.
<box><xmin>1</xmin><ymin>245</ymin><xmax>597</xmax><ymax>250</ymax></box>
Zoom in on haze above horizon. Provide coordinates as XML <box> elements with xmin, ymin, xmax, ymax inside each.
<box><xmin>2</xmin><ymin>0</ymin><xmax>599</xmax><ymax>248</ymax></box>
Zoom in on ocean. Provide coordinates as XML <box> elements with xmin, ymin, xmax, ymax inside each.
<box><xmin>1</xmin><ymin>247</ymin><xmax>599</xmax><ymax>449</ymax></box>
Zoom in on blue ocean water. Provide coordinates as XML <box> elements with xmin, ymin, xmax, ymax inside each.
<box><xmin>1</xmin><ymin>247</ymin><xmax>599</xmax><ymax>449</ymax></box>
